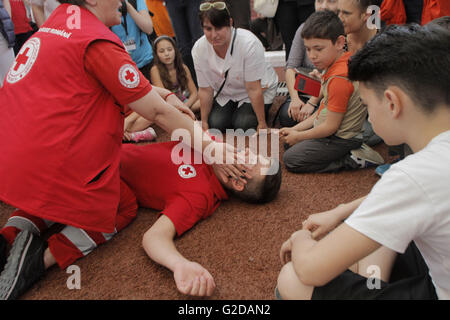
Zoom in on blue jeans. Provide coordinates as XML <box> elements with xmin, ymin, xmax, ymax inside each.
<box><xmin>208</xmin><ymin>100</ymin><xmax>272</xmax><ymax>133</ymax></box>
<box><xmin>276</xmin><ymin>95</ymin><xmax>310</xmax><ymax>128</ymax></box>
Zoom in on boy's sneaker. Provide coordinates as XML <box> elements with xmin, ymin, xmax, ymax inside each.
<box><xmin>350</xmin><ymin>143</ymin><xmax>385</xmax><ymax>168</ymax></box>
<box><xmin>130</xmin><ymin>127</ymin><xmax>157</xmax><ymax>143</ymax></box>
<box><xmin>375</xmin><ymin>163</ymin><xmax>392</xmax><ymax>177</ymax></box>
<box><xmin>0</xmin><ymin>235</ymin><xmax>7</xmax><ymax>272</ymax></box>
<box><xmin>375</xmin><ymin>157</ymin><xmax>401</xmax><ymax>177</ymax></box>
<box><xmin>0</xmin><ymin>230</ymin><xmax>46</xmax><ymax>300</ymax></box>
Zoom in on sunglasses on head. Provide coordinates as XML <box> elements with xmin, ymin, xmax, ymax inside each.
<box><xmin>199</xmin><ymin>1</ymin><xmax>227</xmax><ymax>11</ymax></box>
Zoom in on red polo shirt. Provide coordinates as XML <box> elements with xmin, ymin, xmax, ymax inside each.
<box><xmin>120</xmin><ymin>142</ymin><xmax>228</xmax><ymax>236</ymax></box>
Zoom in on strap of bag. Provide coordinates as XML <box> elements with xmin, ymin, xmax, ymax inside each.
<box><xmin>214</xmin><ymin>28</ymin><xmax>238</xmax><ymax>100</ymax></box>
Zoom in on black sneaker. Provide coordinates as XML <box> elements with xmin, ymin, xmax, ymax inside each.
<box><xmin>0</xmin><ymin>230</ymin><xmax>46</xmax><ymax>300</ymax></box>
<box><xmin>0</xmin><ymin>234</ymin><xmax>7</xmax><ymax>272</ymax></box>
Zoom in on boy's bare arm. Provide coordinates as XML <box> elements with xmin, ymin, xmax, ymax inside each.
<box><xmin>302</xmin><ymin>196</ymin><xmax>367</xmax><ymax>239</ymax></box>
<box><xmin>290</xmin><ymin>223</ymin><xmax>381</xmax><ymax>287</ymax></box>
<box><xmin>142</xmin><ymin>215</ymin><xmax>216</xmax><ymax>296</ymax></box>
<box><xmin>298</xmin><ymin>109</ymin><xmax>344</xmax><ymax>140</ymax></box>
<box><xmin>281</xmin><ymin>110</ymin><xmax>344</xmax><ymax>146</ymax></box>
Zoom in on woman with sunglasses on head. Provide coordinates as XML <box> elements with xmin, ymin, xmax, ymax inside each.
<box><xmin>193</xmin><ymin>1</ymin><xmax>278</xmax><ymax>134</ymax></box>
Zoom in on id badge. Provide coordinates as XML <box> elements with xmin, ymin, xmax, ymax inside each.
<box><xmin>124</xmin><ymin>39</ymin><xmax>137</xmax><ymax>52</ymax></box>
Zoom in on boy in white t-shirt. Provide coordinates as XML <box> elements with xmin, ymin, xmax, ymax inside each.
<box><xmin>276</xmin><ymin>24</ymin><xmax>450</xmax><ymax>300</ymax></box>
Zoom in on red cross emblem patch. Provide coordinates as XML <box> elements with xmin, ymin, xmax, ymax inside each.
<box><xmin>178</xmin><ymin>165</ymin><xmax>196</xmax><ymax>179</ymax></box>
<box><xmin>118</xmin><ymin>64</ymin><xmax>140</xmax><ymax>88</ymax></box>
<box><xmin>7</xmin><ymin>38</ymin><xmax>41</xmax><ymax>84</ymax></box>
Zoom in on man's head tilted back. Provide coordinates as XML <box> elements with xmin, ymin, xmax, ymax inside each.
<box><xmin>348</xmin><ymin>24</ymin><xmax>450</xmax><ymax>147</ymax></box>
<box><xmin>216</xmin><ymin>152</ymin><xmax>282</xmax><ymax>205</ymax></box>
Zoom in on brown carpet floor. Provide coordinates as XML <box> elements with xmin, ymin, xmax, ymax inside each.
<box><xmin>0</xmin><ymin>96</ymin><xmax>393</xmax><ymax>300</ymax></box>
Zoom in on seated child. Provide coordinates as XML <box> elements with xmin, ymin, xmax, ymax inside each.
<box><xmin>150</xmin><ymin>35</ymin><xmax>200</xmax><ymax>114</ymax></box>
<box><xmin>280</xmin><ymin>10</ymin><xmax>383</xmax><ymax>173</ymax></box>
<box><xmin>375</xmin><ymin>14</ymin><xmax>450</xmax><ymax>177</ymax></box>
<box><xmin>276</xmin><ymin>24</ymin><xmax>450</xmax><ymax>300</ymax></box>
<box><xmin>120</xmin><ymin>140</ymin><xmax>281</xmax><ymax>296</ymax></box>
<box><xmin>122</xmin><ymin>85</ymin><xmax>196</xmax><ymax>143</ymax></box>
<box><xmin>277</xmin><ymin>0</ymin><xmax>339</xmax><ymax>128</ymax></box>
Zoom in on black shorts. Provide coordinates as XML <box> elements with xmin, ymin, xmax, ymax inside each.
<box><xmin>312</xmin><ymin>242</ymin><xmax>439</xmax><ymax>300</ymax></box>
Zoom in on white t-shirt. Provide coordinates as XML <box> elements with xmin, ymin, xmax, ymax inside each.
<box><xmin>32</xmin><ymin>0</ymin><xmax>59</xmax><ymax>19</ymax></box>
<box><xmin>346</xmin><ymin>130</ymin><xmax>450</xmax><ymax>299</ymax></box>
<box><xmin>192</xmin><ymin>28</ymin><xmax>278</xmax><ymax>107</ymax></box>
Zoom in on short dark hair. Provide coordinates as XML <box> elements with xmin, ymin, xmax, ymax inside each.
<box><xmin>348</xmin><ymin>24</ymin><xmax>450</xmax><ymax>112</ymax></box>
<box><xmin>426</xmin><ymin>16</ymin><xmax>450</xmax><ymax>31</ymax></box>
<box><xmin>199</xmin><ymin>1</ymin><xmax>232</xmax><ymax>28</ymax></box>
<box><xmin>231</xmin><ymin>160</ymin><xmax>282</xmax><ymax>204</ymax></box>
<box><xmin>301</xmin><ymin>10</ymin><xmax>345</xmax><ymax>43</ymax></box>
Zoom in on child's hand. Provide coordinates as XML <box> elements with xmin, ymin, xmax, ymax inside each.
<box><xmin>279</xmin><ymin>127</ymin><xmax>293</xmax><ymax>137</ymax></box>
<box><xmin>123</xmin><ymin>131</ymin><xmax>132</xmax><ymax>141</ymax></box>
<box><xmin>280</xmin><ymin>238</ymin><xmax>293</xmax><ymax>265</ymax></box>
<box><xmin>288</xmin><ymin>99</ymin><xmax>305</xmax><ymax>122</ymax></box>
<box><xmin>173</xmin><ymin>261</ymin><xmax>216</xmax><ymax>296</ymax></box>
<box><xmin>281</xmin><ymin>130</ymin><xmax>302</xmax><ymax>147</ymax></box>
<box><xmin>298</xmin><ymin>102</ymin><xmax>315</xmax><ymax>121</ymax></box>
<box><xmin>302</xmin><ymin>209</ymin><xmax>342</xmax><ymax>239</ymax></box>
<box><xmin>309</xmin><ymin>69</ymin><xmax>322</xmax><ymax>80</ymax></box>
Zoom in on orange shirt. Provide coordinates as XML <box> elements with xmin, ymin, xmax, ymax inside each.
<box><xmin>145</xmin><ymin>0</ymin><xmax>175</xmax><ymax>37</ymax></box>
<box><xmin>316</xmin><ymin>52</ymin><xmax>354</xmax><ymax>117</ymax></box>
<box><xmin>422</xmin><ymin>0</ymin><xmax>450</xmax><ymax>25</ymax></box>
<box><xmin>381</xmin><ymin>0</ymin><xmax>407</xmax><ymax>25</ymax></box>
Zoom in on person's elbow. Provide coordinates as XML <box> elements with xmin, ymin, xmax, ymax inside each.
<box><xmin>246</xmin><ymin>83</ymin><xmax>263</xmax><ymax>98</ymax></box>
<box><xmin>139</xmin><ymin>20</ymin><xmax>153</xmax><ymax>35</ymax></box>
<box><xmin>142</xmin><ymin>228</ymin><xmax>155</xmax><ymax>252</ymax></box>
<box><xmin>138</xmin><ymin>11</ymin><xmax>154</xmax><ymax>34</ymax></box>
<box><xmin>322</xmin><ymin>117</ymin><xmax>342</xmax><ymax>137</ymax></box>
<box><xmin>292</xmin><ymin>254</ymin><xmax>330</xmax><ymax>287</ymax></box>
<box><xmin>142</xmin><ymin>225</ymin><xmax>168</xmax><ymax>255</ymax></box>
<box><xmin>142</xmin><ymin>23</ymin><xmax>153</xmax><ymax>35</ymax></box>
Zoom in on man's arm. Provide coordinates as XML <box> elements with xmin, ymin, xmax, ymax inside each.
<box><xmin>142</xmin><ymin>215</ymin><xmax>216</xmax><ymax>296</ymax></box>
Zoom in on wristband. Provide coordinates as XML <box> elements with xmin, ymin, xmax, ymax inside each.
<box><xmin>307</xmin><ymin>101</ymin><xmax>318</xmax><ymax>108</ymax></box>
<box><xmin>164</xmin><ymin>92</ymin><xmax>175</xmax><ymax>101</ymax></box>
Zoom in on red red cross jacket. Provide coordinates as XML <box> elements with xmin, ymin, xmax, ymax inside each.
<box><xmin>0</xmin><ymin>4</ymin><xmax>128</xmax><ymax>233</ymax></box>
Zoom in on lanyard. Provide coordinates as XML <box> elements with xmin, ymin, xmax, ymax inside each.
<box><xmin>214</xmin><ymin>28</ymin><xmax>238</xmax><ymax>100</ymax></box>
<box><xmin>121</xmin><ymin>15</ymin><xmax>129</xmax><ymax>36</ymax></box>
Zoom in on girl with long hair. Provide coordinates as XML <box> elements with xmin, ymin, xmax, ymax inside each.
<box><xmin>151</xmin><ymin>35</ymin><xmax>200</xmax><ymax>113</ymax></box>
